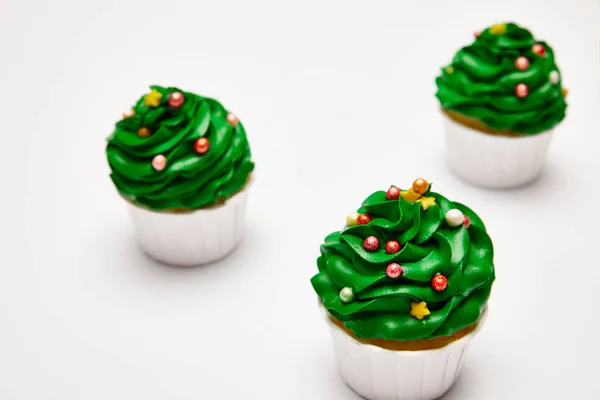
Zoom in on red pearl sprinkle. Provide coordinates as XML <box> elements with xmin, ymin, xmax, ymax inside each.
<box><xmin>385</xmin><ymin>240</ymin><xmax>401</xmax><ymax>254</ymax></box>
<box><xmin>363</xmin><ymin>236</ymin><xmax>380</xmax><ymax>252</ymax></box>
<box><xmin>463</xmin><ymin>215</ymin><xmax>471</xmax><ymax>228</ymax></box>
<box><xmin>514</xmin><ymin>56</ymin><xmax>530</xmax><ymax>71</ymax></box>
<box><xmin>432</xmin><ymin>274</ymin><xmax>448</xmax><ymax>292</ymax></box>
<box><xmin>532</xmin><ymin>43</ymin><xmax>546</xmax><ymax>56</ymax></box>
<box><xmin>515</xmin><ymin>83</ymin><xmax>529</xmax><ymax>98</ymax></box>
<box><xmin>474</xmin><ymin>31</ymin><xmax>481</xmax><ymax>38</ymax></box>
<box><xmin>386</xmin><ymin>263</ymin><xmax>403</xmax><ymax>279</ymax></box>
<box><xmin>194</xmin><ymin>137</ymin><xmax>210</xmax><ymax>155</ymax></box>
<box><xmin>357</xmin><ymin>214</ymin><xmax>372</xmax><ymax>225</ymax></box>
<box><xmin>168</xmin><ymin>92</ymin><xmax>185</xmax><ymax>108</ymax></box>
<box><xmin>386</xmin><ymin>186</ymin><xmax>400</xmax><ymax>200</ymax></box>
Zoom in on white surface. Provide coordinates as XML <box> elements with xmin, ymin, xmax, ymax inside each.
<box><xmin>126</xmin><ymin>187</ymin><xmax>248</xmax><ymax>266</ymax></box>
<box><xmin>3</xmin><ymin>0</ymin><xmax>600</xmax><ymax>399</ymax></box>
<box><xmin>323</xmin><ymin>305</ymin><xmax>486</xmax><ymax>400</ymax></box>
<box><xmin>445</xmin><ymin>116</ymin><xmax>554</xmax><ymax>188</ymax></box>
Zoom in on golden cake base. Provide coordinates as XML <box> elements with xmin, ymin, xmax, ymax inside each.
<box><xmin>328</xmin><ymin>313</ymin><xmax>480</xmax><ymax>351</ymax></box>
<box><xmin>443</xmin><ymin>109</ymin><xmax>524</xmax><ymax>138</ymax></box>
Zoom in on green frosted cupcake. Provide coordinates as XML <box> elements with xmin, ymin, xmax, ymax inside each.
<box><xmin>106</xmin><ymin>86</ymin><xmax>254</xmax><ymax>265</ymax></box>
<box><xmin>311</xmin><ymin>178</ymin><xmax>495</xmax><ymax>400</ymax></box>
<box><xmin>435</xmin><ymin>23</ymin><xmax>567</xmax><ymax>188</ymax></box>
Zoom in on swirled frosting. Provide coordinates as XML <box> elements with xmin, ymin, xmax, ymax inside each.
<box><xmin>311</xmin><ymin>182</ymin><xmax>495</xmax><ymax>341</ymax></box>
<box><xmin>436</xmin><ymin>22</ymin><xmax>567</xmax><ymax>134</ymax></box>
<box><xmin>106</xmin><ymin>86</ymin><xmax>254</xmax><ymax>210</ymax></box>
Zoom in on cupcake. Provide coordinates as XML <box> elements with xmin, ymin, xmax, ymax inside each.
<box><xmin>311</xmin><ymin>178</ymin><xmax>495</xmax><ymax>400</ymax></box>
<box><xmin>106</xmin><ymin>86</ymin><xmax>254</xmax><ymax>266</ymax></box>
<box><xmin>436</xmin><ymin>22</ymin><xmax>567</xmax><ymax>188</ymax></box>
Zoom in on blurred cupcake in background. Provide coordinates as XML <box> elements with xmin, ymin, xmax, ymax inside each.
<box><xmin>311</xmin><ymin>178</ymin><xmax>495</xmax><ymax>400</ymax></box>
<box><xmin>106</xmin><ymin>86</ymin><xmax>254</xmax><ymax>266</ymax></box>
<box><xmin>436</xmin><ymin>22</ymin><xmax>567</xmax><ymax>188</ymax></box>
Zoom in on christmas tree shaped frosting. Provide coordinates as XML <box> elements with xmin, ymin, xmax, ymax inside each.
<box><xmin>106</xmin><ymin>86</ymin><xmax>254</xmax><ymax>210</ymax></box>
<box><xmin>436</xmin><ymin>22</ymin><xmax>567</xmax><ymax>134</ymax></box>
<box><xmin>311</xmin><ymin>179</ymin><xmax>495</xmax><ymax>341</ymax></box>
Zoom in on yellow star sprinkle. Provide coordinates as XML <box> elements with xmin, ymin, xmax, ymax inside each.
<box><xmin>418</xmin><ymin>196</ymin><xmax>436</xmax><ymax>210</ymax></box>
<box><xmin>400</xmin><ymin>188</ymin><xmax>421</xmax><ymax>203</ymax></box>
<box><xmin>144</xmin><ymin>89</ymin><xmax>163</xmax><ymax>107</ymax></box>
<box><xmin>445</xmin><ymin>66</ymin><xmax>454</xmax><ymax>74</ymax></box>
<box><xmin>410</xmin><ymin>301</ymin><xmax>430</xmax><ymax>320</ymax></box>
<box><xmin>490</xmin><ymin>23</ymin><xmax>506</xmax><ymax>35</ymax></box>
<box><xmin>562</xmin><ymin>87</ymin><xmax>569</xmax><ymax>97</ymax></box>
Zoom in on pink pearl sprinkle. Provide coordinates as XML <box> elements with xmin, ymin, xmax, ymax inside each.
<box><xmin>226</xmin><ymin>112</ymin><xmax>239</xmax><ymax>127</ymax></box>
<box><xmin>515</xmin><ymin>83</ymin><xmax>529</xmax><ymax>98</ymax></box>
<box><xmin>168</xmin><ymin>92</ymin><xmax>184</xmax><ymax>108</ymax></box>
<box><xmin>122</xmin><ymin>109</ymin><xmax>135</xmax><ymax>118</ymax></box>
<box><xmin>514</xmin><ymin>56</ymin><xmax>530</xmax><ymax>71</ymax></box>
<box><xmin>152</xmin><ymin>154</ymin><xmax>167</xmax><ymax>171</ymax></box>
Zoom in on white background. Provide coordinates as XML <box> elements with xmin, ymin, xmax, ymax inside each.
<box><xmin>3</xmin><ymin>0</ymin><xmax>600</xmax><ymax>398</ymax></box>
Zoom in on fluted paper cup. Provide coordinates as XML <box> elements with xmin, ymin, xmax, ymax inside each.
<box><xmin>125</xmin><ymin>187</ymin><xmax>249</xmax><ymax>266</ymax></box>
<box><xmin>321</xmin><ymin>305</ymin><xmax>486</xmax><ymax>400</ymax></box>
<box><xmin>445</xmin><ymin>116</ymin><xmax>554</xmax><ymax>188</ymax></box>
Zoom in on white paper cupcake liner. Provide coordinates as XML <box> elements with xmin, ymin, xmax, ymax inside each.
<box><xmin>125</xmin><ymin>187</ymin><xmax>249</xmax><ymax>266</ymax></box>
<box><xmin>444</xmin><ymin>116</ymin><xmax>554</xmax><ymax>188</ymax></box>
<box><xmin>321</xmin><ymin>305</ymin><xmax>486</xmax><ymax>400</ymax></box>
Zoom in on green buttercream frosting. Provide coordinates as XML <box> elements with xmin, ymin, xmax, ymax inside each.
<box><xmin>311</xmin><ymin>184</ymin><xmax>495</xmax><ymax>341</ymax></box>
<box><xmin>106</xmin><ymin>86</ymin><xmax>254</xmax><ymax>210</ymax></box>
<box><xmin>436</xmin><ymin>22</ymin><xmax>567</xmax><ymax>134</ymax></box>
